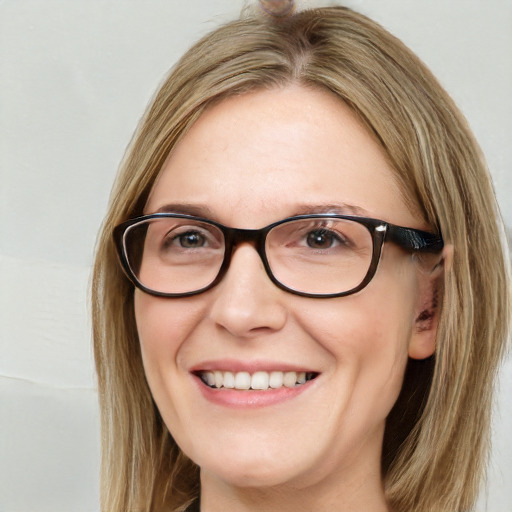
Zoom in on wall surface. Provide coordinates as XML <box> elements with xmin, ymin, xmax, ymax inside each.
<box><xmin>1</xmin><ymin>1</ymin><xmax>511</xmax><ymax>511</ymax></box>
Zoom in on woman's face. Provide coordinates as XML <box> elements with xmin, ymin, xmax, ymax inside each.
<box><xmin>135</xmin><ymin>85</ymin><xmax>437</xmax><ymax>492</ymax></box>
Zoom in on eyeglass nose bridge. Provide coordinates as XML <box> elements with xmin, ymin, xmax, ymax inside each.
<box><xmin>215</xmin><ymin>225</ymin><xmax>272</xmax><ymax>284</ymax></box>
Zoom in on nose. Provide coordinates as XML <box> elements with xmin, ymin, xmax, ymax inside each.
<box><xmin>208</xmin><ymin>243</ymin><xmax>288</xmax><ymax>338</ymax></box>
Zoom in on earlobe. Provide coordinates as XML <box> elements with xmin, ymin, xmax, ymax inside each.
<box><xmin>408</xmin><ymin>245</ymin><xmax>453</xmax><ymax>360</ymax></box>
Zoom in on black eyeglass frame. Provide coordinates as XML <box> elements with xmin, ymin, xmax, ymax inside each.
<box><xmin>113</xmin><ymin>213</ymin><xmax>444</xmax><ymax>299</ymax></box>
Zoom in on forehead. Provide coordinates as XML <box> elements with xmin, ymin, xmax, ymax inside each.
<box><xmin>146</xmin><ymin>85</ymin><xmax>421</xmax><ymax>229</ymax></box>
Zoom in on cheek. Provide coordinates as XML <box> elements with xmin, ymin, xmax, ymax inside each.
<box><xmin>134</xmin><ymin>291</ymin><xmax>206</xmax><ymax>373</ymax></box>
<box><xmin>297</xmin><ymin>285</ymin><xmax>415</xmax><ymax>359</ymax></box>
<box><xmin>294</xmin><ymin>263</ymin><xmax>418</xmax><ymax>405</ymax></box>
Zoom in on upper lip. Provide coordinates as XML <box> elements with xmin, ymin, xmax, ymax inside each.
<box><xmin>190</xmin><ymin>359</ymin><xmax>319</xmax><ymax>374</ymax></box>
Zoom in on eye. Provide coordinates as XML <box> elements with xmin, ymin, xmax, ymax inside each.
<box><xmin>306</xmin><ymin>229</ymin><xmax>343</xmax><ymax>249</ymax></box>
<box><xmin>176</xmin><ymin>230</ymin><xmax>207</xmax><ymax>249</ymax></box>
<box><xmin>160</xmin><ymin>226</ymin><xmax>215</xmax><ymax>252</ymax></box>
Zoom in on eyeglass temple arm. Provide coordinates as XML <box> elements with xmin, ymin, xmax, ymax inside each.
<box><xmin>385</xmin><ymin>225</ymin><xmax>444</xmax><ymax>253</ymax></box>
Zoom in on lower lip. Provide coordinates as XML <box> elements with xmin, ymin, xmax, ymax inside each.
<box><xmin>193</xmin><ymin>375</ymin><xmax>316</xmax><ymax>408</ymax></box>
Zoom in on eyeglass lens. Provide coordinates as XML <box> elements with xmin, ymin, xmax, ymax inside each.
<box><xmin>122</xmin><ymin>217</ymin><xmax>374</xmax><ymax>296</ymax></box>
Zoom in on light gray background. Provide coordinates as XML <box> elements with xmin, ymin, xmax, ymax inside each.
<box><xmin>1</xmin><ymin>1</ymin><xmax>511</xmax><ymax>511</ymax></box>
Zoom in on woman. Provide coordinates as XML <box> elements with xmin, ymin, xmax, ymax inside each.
<box><xmin>92</xmin><ymin>4</ymin><xmax>509</xmax><ymax>511</ymax></box>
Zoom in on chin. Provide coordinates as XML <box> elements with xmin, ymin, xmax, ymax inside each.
<box><xmin>201</xmin><ymin>461</ymin><xmax>302</xmax><ymax>489</ymax></box>
<box><xmin>195</xmin><ymin>442</ymin><xmax>312</xmax><ymax>489</ymax></box>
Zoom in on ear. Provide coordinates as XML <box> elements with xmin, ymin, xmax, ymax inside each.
<box><xmin>408</xmin><ymin>245</ymin><xmax>453</xmax><ymax>360</ymax></box>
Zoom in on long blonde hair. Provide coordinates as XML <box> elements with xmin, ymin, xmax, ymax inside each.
<box><xmin>92</xmin><ymin>6</ymin><xmax>509</xmax><ymax>511</ymax></box>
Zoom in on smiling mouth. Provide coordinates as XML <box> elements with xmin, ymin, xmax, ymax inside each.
<box><xmin>197</xmin><ymin>370</ymin><xmax>318</xmax><ymax>391</ymax></box>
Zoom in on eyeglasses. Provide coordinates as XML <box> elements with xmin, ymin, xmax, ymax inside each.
<box><xmin>114</xmin><ymin>213</ymin><xmax>443</xmax><ymax>298</ymax></box>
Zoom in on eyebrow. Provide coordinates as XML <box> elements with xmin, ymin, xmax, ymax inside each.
<box><xmin>150</xmin><ymin>202</ymin><xmax>370</xmax><ymax>220</ymax></box>
<box><xmin>152</xmin><ymin>203</ymin><xmax>215</xmax><ymax>217</ymax></box>
<box><xmin>290</xmin><ymin>203</ymin><xmax>370</xmax><ymax>217</ymax></box>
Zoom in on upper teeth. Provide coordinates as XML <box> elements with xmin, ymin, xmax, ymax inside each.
<box><xmin>200</xmin><ymin>370</ymin><xmax>313</xmax><ymax>390</ymax></box>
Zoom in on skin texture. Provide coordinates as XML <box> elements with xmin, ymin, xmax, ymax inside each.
<box><xmin>135</xmin><ymin>85</ymin><xmax>441</xmax><ymax>511</ymax></box>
